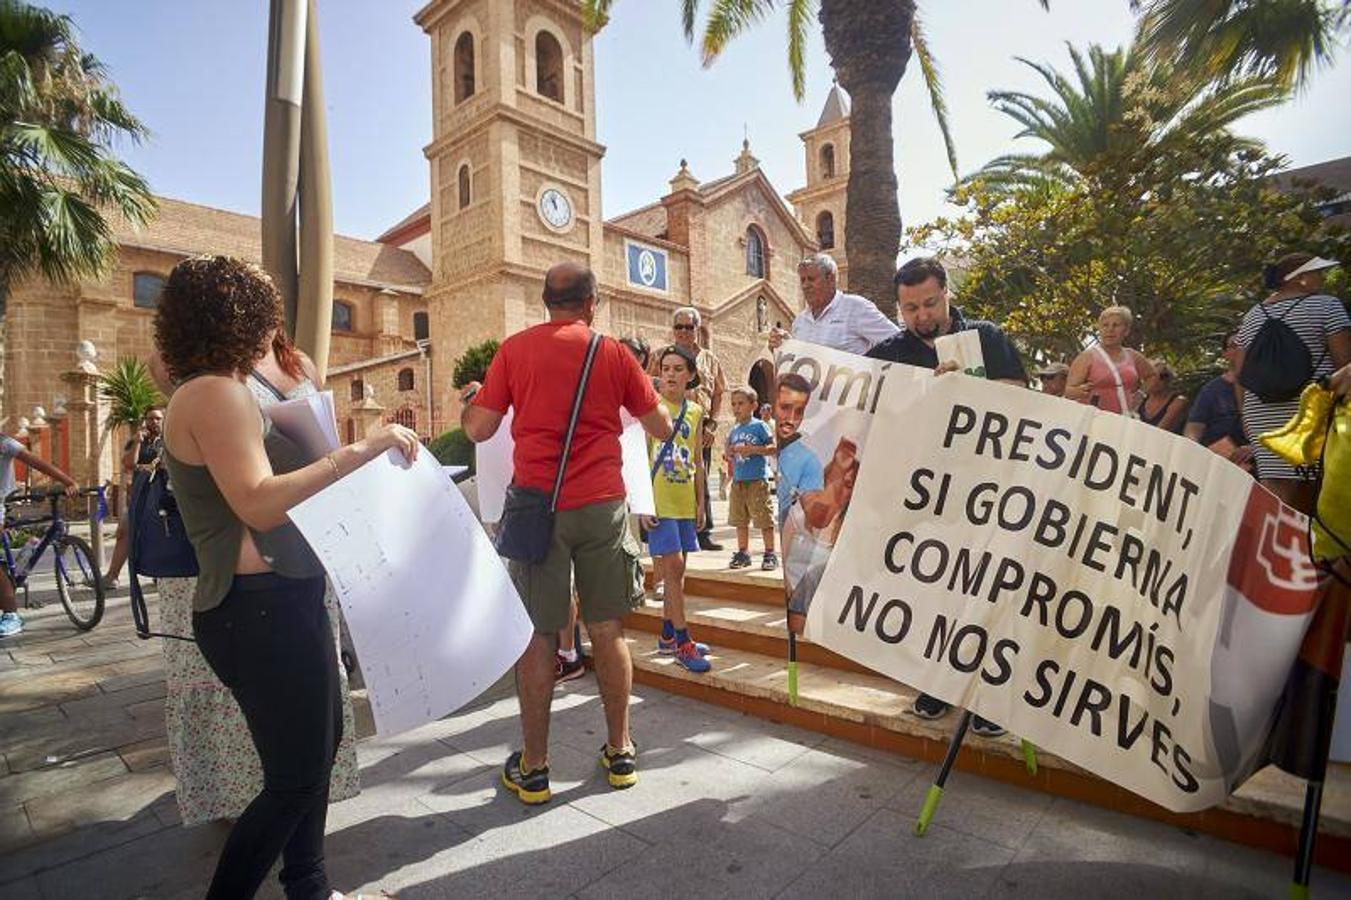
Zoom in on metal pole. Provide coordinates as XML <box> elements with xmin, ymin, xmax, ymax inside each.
<box><xmin>261</xmin><ymin>0</ymin><xmax>305</xmax><ymax>332</ymax></box>
<box><xmin>915</xmin><ymin>710</ymin><xmax>972</xmax><ymax>836</ymax></box>
<box><xmin>295</xmin><ymin>0</ymin><xmax>333</xmax><ymax>381</ymax></box>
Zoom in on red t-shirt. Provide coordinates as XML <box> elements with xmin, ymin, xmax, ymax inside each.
<box><xmin>474</xmin><ymin>320</ymin><xmax>660</xmax><ymax>510</ymax></box>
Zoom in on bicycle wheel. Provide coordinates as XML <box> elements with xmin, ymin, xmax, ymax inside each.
<box><xmin>54</xmin><ymin>535</ymin><xmax>105</xmax><ymax>631</ymax></box>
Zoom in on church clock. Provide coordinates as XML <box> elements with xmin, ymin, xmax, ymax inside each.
<box><xmin>537</xmin><ymin>186</ymin><xmax>573</xmax><ymax>232</ymax></box>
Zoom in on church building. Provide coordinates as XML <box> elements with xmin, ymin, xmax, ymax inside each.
<box><xmin>0</xmin><ymin>0</ymin><xmax>852</xmax><ymax>482</ymax></box>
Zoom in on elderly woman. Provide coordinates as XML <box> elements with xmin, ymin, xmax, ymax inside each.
<box><xmin>155</xmin><ymin>256</ymin><xmax>416</xmax><ymax>900</ymax></box>
<box><xmin>1067</xmin><ymin>305</ymin><xmax>1157</xmax><ymax>415</ymax></box>
<box><xmin>1136</xmin><ymin>359</ymin><xmax>1189</xmax><ymax>433</ymax></box>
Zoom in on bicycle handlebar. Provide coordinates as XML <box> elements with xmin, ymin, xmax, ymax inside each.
<box><xmin>3</xmin><ymin>486</ymin><xmax>104</xmax><ymax>506</ymax></box>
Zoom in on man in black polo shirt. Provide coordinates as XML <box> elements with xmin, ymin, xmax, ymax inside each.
<box><xmin>867</xmin><ymin>257</ymin><xmax>1025</xmax><ymax>738</ymax></box>
<box><xmin>866</xmin><ymin>257</ymin><xmax>1026</xmax><ymax>386</ymax></box>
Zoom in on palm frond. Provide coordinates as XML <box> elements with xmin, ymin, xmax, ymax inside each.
<box><xmin>701</xmin><ymin>0</ymin><xmax>776</xmax><ymax>64</ymax></box>
<box><xmin>911</xmin><ymin>12</ymin><xmax>958</xmax><ymax>179</ymax></box>
<box><xmin>784</xmin><ymin>0</ymin><xmax>812</xmax><ymax>101</ymax></box>
<box><xmin>98</xmin><ymin>357</ymin><xmax>164</xmax><ymax>430</ymax></box>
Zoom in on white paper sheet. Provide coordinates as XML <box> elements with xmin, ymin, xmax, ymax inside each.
<box><xmin>475</xmin><ymin>408</ymin><xmax>654</xmax><ymax>521</ymax></box>
<box><xmin>267</xmin><ymin>392</ymin><xmax>341</xmax><ymax>459</ymax></box>
<box><xmin>289</xmin><ymin>449</ymin><xmax>532</xmax><ymax>736</ymax></box>
<box><xmin>934</xmin><ymin>330</ymin><xmax>986</xmax><ymax>377</ymax></box>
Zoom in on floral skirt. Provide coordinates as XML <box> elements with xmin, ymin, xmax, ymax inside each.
<box><xmin>157</xmin><ymin>576</ymin><xmax>361</xmax><ymax>826</ymax></box>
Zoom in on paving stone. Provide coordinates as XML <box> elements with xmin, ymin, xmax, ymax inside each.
<box><xmin>320</xmin><ymin>798</ymin><xmax>477</xmax><ymax>897</ymax></box>
<box><xmin>578</xmin><ymin>808</ymin><xmax>822</xmax><ymax>900</ymax></box>
<box><xmin>326</xmin><ymin>741</ymin><xmax>489</xmax><ymax>832</ymax></box>
<box><xmin>24</xmin><ymin>767</ymin><xmax>176</xmax><ymax>837</ymax></box>
<box><xmin>4</xmin><ymin>707</ymin><xmax>162</xmax><ymax>773</ymax></box>
<box><xmin>0</xmin><ymin>752</ymin><xmax>127</xmax><ymax>807</ymax></box>
<box><xmin>59</xmin><ymin>680</ymin><xmax>164</xmax><ymax>719</ymax></box>
<box><xmin>0</xmin><ymin>803</ymin><xmax>34</xmax><ymax>853</ymax></box>
<box><xmin>884</xmin><ymin>763</ymin><xmax>1055</xmax><ymax>851</ymax></box>
<box><xmin>95</xmin><ymin>668</ymin><xmax>166</xmax><ymax>694</ymax></box>
<box><xmin>729</xmin><ymin>744</ymin><xmax>920</xmax><ymax>848</ymax></box>
<box><xmin>0</xmin><ymin>874</ymin><xmax>42</xmax><ymax>899</ymax></box>
<box><xmin>46</xmin><ymin>640</ymin><xmax>156</xmax><ymax>665</ymax></box>
<box><xmin>31</xmin><ymin>813</ymin><xmax>222</xmax><ymax>900</ymax></box>
<box><xmin>776</xmin><ymin>806</ymin><xmax>1016</xmax><ymax>899</ymax></box>
<box><xmin>0</xmin><ymin>805</ymin><xmax>166</xmax><ymax>882</ymax></box>
<box><xmin>118</xmin><ymin>736</ymin><xmax>170</xmax><ymax>772</ymax></box>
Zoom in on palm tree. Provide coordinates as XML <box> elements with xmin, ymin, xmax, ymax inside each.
<box><xmin>97</xmin><ymin>357</ymin><xmax>162</xmax><ymax>513</ymax></box>
<box><xmin>968</xmin><ymin>42</ymin><xmax>1287</xmax><ymax>192</ymax></box>
<box><xmin>1136</xmin><ymin>0</ymin><xmax>1349</xmax><ymax>90</ymax></box>
<box><xmin>0</xmin><ymin>1</ymin><xmax>156</xmax><ymax>297</ymax></box>
<box><xmin>581</xmin><ymin>0</ymin><xmax>1040</xmax><ymax>318</ymax></box>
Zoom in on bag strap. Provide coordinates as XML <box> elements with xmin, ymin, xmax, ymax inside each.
<box><xmin>651</xmin><ymin>400</ymin><xmax>690</xmax><ymax>480</ymax></box>
<box><xmin>248</xmin><ymin>369</ymin><xmax>288</xmax><ymax>402</ymax></box>
<box><xmin>1091</xmin><ymin>344</ymin><xmax>1131</xmax><ymax>413</ymax></box>
<box><xmin>550</xmin><ymin>333</ymin><xmax>603</xmax><ymax>513</ymax></box>
<box><xmin>127</xmin><ymin>469</ymin><xmax>194</xmax><ymax>643</ymax></box>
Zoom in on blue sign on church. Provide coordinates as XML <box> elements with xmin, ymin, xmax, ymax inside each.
<box><xmin>625</xmin><ymin>241</ymin><xmax>668</xmax><ymax>292</ymax></box>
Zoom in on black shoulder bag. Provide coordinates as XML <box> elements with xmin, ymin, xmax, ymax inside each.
<box><xmin>495</xmin><ymin>332</ymin><xmax>603</xmax><ymax>564</ymax></box>
<box><xmin>129</xmin><ymin>461</ymin><xmax>200</xmax><ymax>642</ymax></box>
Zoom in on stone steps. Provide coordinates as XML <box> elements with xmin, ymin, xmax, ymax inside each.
<box><xmin>623</xmin><ymin>567</ymin><xmax>1351</xmax><ymax>871</ymax></box>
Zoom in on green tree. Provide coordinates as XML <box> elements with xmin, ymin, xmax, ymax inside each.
<box><xmin>1136</xmin><ymin>0</ymin><xmax>1348</xmax><ymax>90</ymax></box>
<box><xmin>98</xmin><ymin>357</ymin><xmax>163</xmax><ymax>433</ymax></box>
<box><xmin>0</xmin><ymin>1</ymin><xmax>155</xmax><ymax>295</ymax></box>
<box><xmin>451</xmin><ymin>339</ymin><xmax>499</xmax><ymax>389</ymax></box>
<box><xmin>429</xmin><ymin>427</ymin><xmax>475</xmax><ymax>474</ymax></box>
<box><xmin>581</xmin><ymin>0</ymin><xmax>1051</xmax><ymax>317</ymax></box>
<box><xmin>912</xmin><ymin>143</ymin><xmax>1349</xmax><ymax>374</ymax></box>
<box><xmin>970</xmin><ymin>42</ymin><xmax>1287</xmax><ymax>192</ymax></box>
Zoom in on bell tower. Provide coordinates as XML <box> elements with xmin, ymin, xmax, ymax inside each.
<box><xmin>415</xmin><ymin>0</ymin><xmax>606</xmax><ymax>420</ymax></box>
<box><xmin>787</xmin><ymin>83</ymin><xmax>851</xmax><ymax>287</ymax></box>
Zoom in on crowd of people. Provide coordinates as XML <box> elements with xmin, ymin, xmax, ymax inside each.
<box><xmin>3</xmin><ymin>242</ymin><xmax>1346</xmax><ymax>899</ymax></box>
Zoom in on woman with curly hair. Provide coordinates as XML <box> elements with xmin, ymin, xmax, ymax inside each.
<box><xmin>150</xmin><ymin>323</ymin><xmax>363</xmax><ymax>832</ymax></box>
<box><xmin>155</xmin><ymin>256</ymin><xmax>418</xmax><ymax>900</ymax></box>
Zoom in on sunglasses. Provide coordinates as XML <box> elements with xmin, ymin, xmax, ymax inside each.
<box><xmin>673</xmin><ymin>323</ymin><xmax>696</xmax><ymax>331</ymax></box>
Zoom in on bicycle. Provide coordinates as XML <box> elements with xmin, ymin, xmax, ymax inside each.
<box><xmin>2</xmin><ymin>487</ymin><xmax>107</xmax><ymax>631</ymax></box>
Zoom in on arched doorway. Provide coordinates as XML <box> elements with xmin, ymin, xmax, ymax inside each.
<box><xmin>748</xmin><ymin>358</ymin><xmax>774</xmax><ymax>411</ymax></box>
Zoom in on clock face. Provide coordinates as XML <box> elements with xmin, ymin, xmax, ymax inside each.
<box><xmin>538</xmin><ymin>187</ymin><xmax>573</xmax><ymax>230</ymax></box>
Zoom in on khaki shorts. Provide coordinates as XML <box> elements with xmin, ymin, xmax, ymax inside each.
<box><xmin>728</xmin><ymin>479</ymin><xmax>773</xmax><ymax>530</ymax></box>
<box><xmin>507</xmin><ymin>498</ymin><xmax>643</xmax><ymax>634</ymax></box>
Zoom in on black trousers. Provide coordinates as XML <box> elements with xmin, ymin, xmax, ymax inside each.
<box><xmin>193</xmin><ymin>573</ymin><xmax>340</xmax><ymax>900</ymax></box>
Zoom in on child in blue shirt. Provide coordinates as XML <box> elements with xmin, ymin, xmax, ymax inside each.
<box><xmin>724</xmin><ymin>386</ymin><xmax>777</xmax><ymax>570</ymax></box>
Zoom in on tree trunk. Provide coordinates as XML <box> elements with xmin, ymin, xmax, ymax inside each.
<box><xmin>821</xmin><ymin>0</ymin><xmax>914</xmax><ymax>320</ymax></box>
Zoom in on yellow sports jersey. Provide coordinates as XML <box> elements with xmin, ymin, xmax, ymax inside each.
<box><xmin>649</xmin><ymin>396</ymin><xmax>703</xmax><ymax>519</ymax></box>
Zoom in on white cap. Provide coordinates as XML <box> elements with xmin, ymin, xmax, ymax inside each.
<box><xmin>1285</xmin><ymin>256</ymin><xmax>1340</xmax><ymax>281</ymax></box>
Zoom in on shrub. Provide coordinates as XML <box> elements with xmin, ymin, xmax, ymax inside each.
<box><xmin>429</xmin><ymin>427</ymin><xmax>475</xmax><ymax>474</ymax></box>
<box><xmin>451</xmin><ymin>339</ymin><xmax>499</xmax><ymax>388</ymax></box>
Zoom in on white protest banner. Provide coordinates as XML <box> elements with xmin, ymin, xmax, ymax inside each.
<box><xmin>475</xmin><ymin>408</ymin><xmax>657</xmax><ymax>522</ymax></box>
<box><xmin>804</xmin><ymin>372</ymin><xmax>1322</xmax><ymax>812</ymax></box>
<box><xmin>772</xmin><ymin>339</ymin><xmax>926</xmax><ymax>631</ymax></box>
<box><xmin>290</xmin><ymin>449</ymin><xmax>532</xmax><ymax>736</ymax></box>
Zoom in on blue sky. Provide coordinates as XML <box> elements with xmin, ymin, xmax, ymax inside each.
<box><xmin>49</xmin><ymin>1</ymin><xmax>1351</xmax><ymax>241</ymax></box>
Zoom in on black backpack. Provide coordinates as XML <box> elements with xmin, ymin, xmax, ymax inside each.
<box><xmin>1238</xmin><ymin>296</ymin><xmax>1323</xmax><ymax>403</ymax></box>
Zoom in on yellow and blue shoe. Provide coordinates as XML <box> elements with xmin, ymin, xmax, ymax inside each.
<box><xmin>501</xmin><ymin>751</ymin><xmax>551</xmax><ymax>805</ymax></box>
<box><xmin>600</xmin><ymin>742</ymin><xmax>638</xmax><ymax>789</ymax></box>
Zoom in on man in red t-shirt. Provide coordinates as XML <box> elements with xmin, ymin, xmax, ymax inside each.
<box><xmin>462</xmin><ymin>262</ymin><xmax>672</xmax><ymax>804</ymax></box>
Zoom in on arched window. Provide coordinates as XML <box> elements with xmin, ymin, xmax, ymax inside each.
<box><xmin>745</xmin><ymin>226</ymin><xmax>766</xmax><ymax>278</ymax></box>
<box><xmin>413</xmin><ymin>311</ymin><xmax>429</xmax><ymax>341</ymax></box>
<box><xmin>820</xmin><ymin>143</ymin><xmax>836</xmax><ymax>179</ymax></box>
<box><xmin>332</xmin><ymin>300</ymin><xmax>354</xmax><ymax>332</ymax></box>
<box><xmin>457</xmin><ymin>164</ymin><xmax>471</xmax><ymax>209</ymax></box>
<box><xmin>535</xmin><ymin>31</ymin><xmax>563</xmax><ymax>102</ymax></box>
<box><xmin>453</xmin><ymin>31</ymin><xmax>475</xmax><ymax>103</ymax></box>
<box><xmin>350</xmin><ymin>378</ymin><xmax>364</xmax><ymax>401</ymax></box>
<box><xmin>397</xmin><ymin>368</ymin><xmax>415</xmax><ymax>392</ymax></box>
<box><xmin>133</xmin><ymin>272</ymin><xmax>165</xmax><ymax>309</ymax></box>
<box><xmin>392</xmin><ymin>407</ymin><xmax>417</xmax><ymax>430</ymax></box>
<box><xmin>816</xmin><ymin>211</ymin><xmax>835</xmax><ymax>250</ymax></box>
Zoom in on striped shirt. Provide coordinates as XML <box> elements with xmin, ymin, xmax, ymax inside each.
<box><xmin>791</xmin><ymin>290</ymin><xmax>899</xmax><ymax>356</ymax></box>
<box><xmin>1238</xmin><ymin>293</ymin><xmax>1350</xmax><ymax>480</ymax></box>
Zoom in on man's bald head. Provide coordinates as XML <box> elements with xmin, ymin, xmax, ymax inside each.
<box><xmin>543</xmin><ymin>262</ymin><xmax>596</xmax><ymax>309</ymax></box>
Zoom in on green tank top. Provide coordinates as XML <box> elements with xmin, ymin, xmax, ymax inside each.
<box><xmin>163</xmin><ymin>415</ymin><xmax>324</xmax><ymax>612</ymax></box>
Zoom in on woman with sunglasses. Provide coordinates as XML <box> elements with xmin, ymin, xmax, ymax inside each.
<box><xmin>1136</xmin><ymin>359</ymin><xmax>1189</xmax><ymax>433</ymax></box>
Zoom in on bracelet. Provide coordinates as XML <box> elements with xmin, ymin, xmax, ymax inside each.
<box><xmin>325</xmin><ymin>452</ymin><xmax>340</xmax><ymax>479</ymax></box>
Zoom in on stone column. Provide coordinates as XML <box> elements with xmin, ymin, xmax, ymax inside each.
<box><xmin>27</xmin><ymin>406</ymin><xmax>49</xmax><ymax>472</ymax></box>
<box><xmin>60</xmin><ymin>341</ymin><xmax>109</xmax><ymax>568</ymax></box>
<box><xmin>350</xmin><ymin>383</ymin><xmax>385</xmax><ymax>439</ymax></box>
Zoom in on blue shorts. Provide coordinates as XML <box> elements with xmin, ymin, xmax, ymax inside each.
<box><xmin>648</xmin><ymin>518</ymin><xmax>699</xmax><ymax>556</ymax></box>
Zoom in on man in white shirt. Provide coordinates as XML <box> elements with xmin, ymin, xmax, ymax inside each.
<box><xmin>768</xmin><ymin>253</ymin><xmax>898</xmax><ymax>355</ymax></box>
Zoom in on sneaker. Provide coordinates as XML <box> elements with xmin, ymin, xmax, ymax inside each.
<box><xmin>652</xmin><ymin>582</ymin><xmax>665</xmax><ymax>601</ymax></box>
<box><xmin>554</xmin><ymin>652</ymin><xmax>586</xmax><ymax>684</ymax></box>
<box><xmin>0</xmin><ymin>612</ymin><xmax>23</xmax><ymax>638</ymax></box>
<box><xmin>697</xmin><ymin>534</ymin><xmax>723</xmax><ymax>552</ymax></box>
<box><xmin>971</xmin><ymin>716</ymin><xmax>1007</xmax><ymax>738</ymax></box>
<box><xmin>728</xmin><ymin>551</ymin><xmax>752</xmax><ymax>569</ymax></box>
<box><xmin>501</xmin><ymin>751</ymin><xmax>551</xmax><ymax>805</ymax></box>
<box><xmin>761</xmin><ymin>551</ymin><xmax>779</xmax><ymax>571</ymax></box>
<box><xmin>658</xmin><ymin>635</ymin><xmax>709</xmax><ymax>656</ymax></box>
<box><xmin>600</xmin><ymin>742</ymin><xmax>638</xmax><ymax>789</ymax></box>
<box><xmin>674</xmin><ymin>640</ymin><xmax>711</xmax><ymax>673</ymax></box>
<box><xmin>912</xmin><ymin>693</ymin><xmax>950</xmax><ymax>720</ymax></box>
